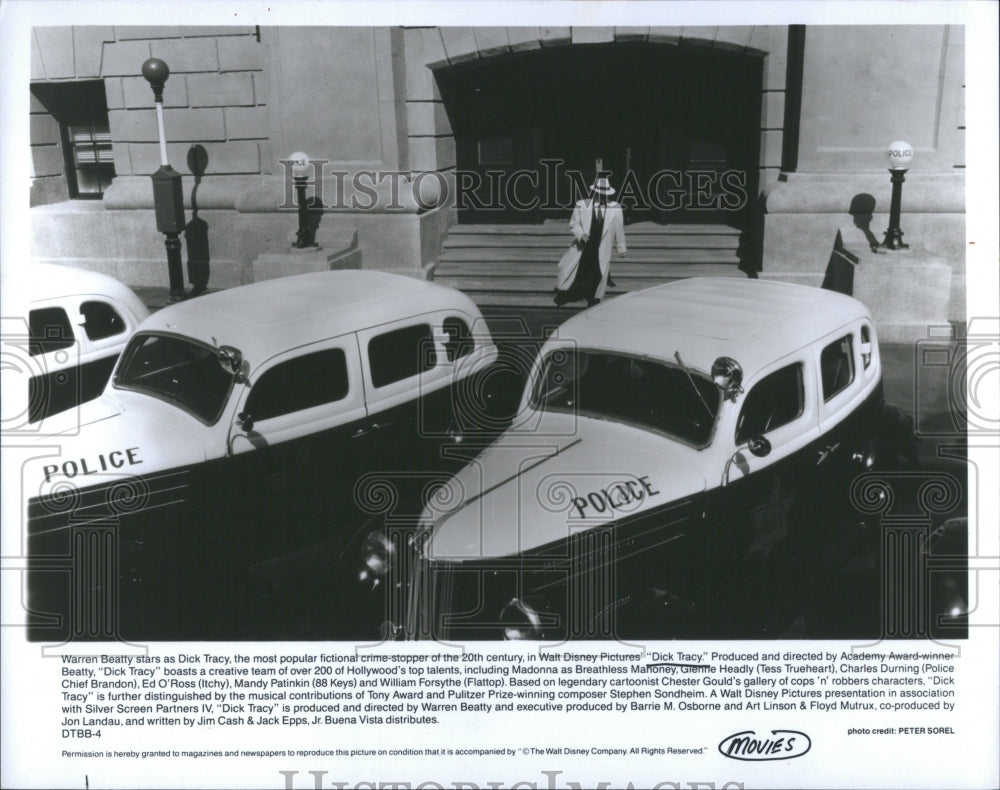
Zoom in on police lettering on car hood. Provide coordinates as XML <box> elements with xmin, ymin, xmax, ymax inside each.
<box><xmin>415</xmin><ymin>277</ymin><xmax>886</xmax><ymax>572</ymax></box>
<box><xmin>424</xmin><ymin>409</ymin><xmax>707</xmax><ymax>560</ymax></box>
<box><xmin>23</xmin><ymin>270</ymin><xmax>498</xmax><ymax>504</ymax></box>
<box><xmin>27</xmin><ymin>389</ymin><xmax>210</xmax><ymax>496</ymax></box>
<box><xmin>400</xmin><ymin>278</ymin><xmax>921</xmax><ymax>643</ymax></box>
<box><xmin>22</xmin><ymin>270</ymin><xmax>501</xmax><ymax>642</ymax></box>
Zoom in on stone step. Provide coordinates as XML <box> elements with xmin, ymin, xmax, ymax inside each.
<box><xmin>453</xmin><ymin>274</ymin><xmax>737</xmax><ymax>307</ymax></box>
<box><xmin>442</xmin><ymin>234</ymin><xmax>740</xmax><ymax>249</ymax></box>
<box><xmin>437</xmin><ymin>278</ymin><xmax>698</xmax><ymax>293</ymax></box>
<box><xmin>434</xmin><ymin>222</ymin><xmax>743</xmax><ymax>308</ymax></box>
<box><xmin>435</xmin><ymin>264</ymin><xmax>737</xmax><ymax>293</ymax></box>
<box><xmin>439</xmin><ymin>248</ymin><xmax>739</xmax><ymax>264</ymax></box>
<box><xmin>435</xmin><ymin>262</ymin><xmax>737</xmax><ymax>278</ymax></box>
<box><xmin>448</xmin><ymin>221</ymin><xmax>741</xmax><ymax>236</ymax></box>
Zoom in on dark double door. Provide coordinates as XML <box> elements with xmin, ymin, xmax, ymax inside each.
<box><xmin>439</xmin><ymin>42</ymin><xmax>762</xmax><ymax>225</ymax></box>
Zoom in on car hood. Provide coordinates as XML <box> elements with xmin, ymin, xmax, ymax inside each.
<box><xmin>424</xmin><ymin>411</ymin><xmax>708</xmax><ymax>561</ymax></box>
<box><xmin>24</xmin><ymin>391</ymin><xmax>211</xmax><ymax>502</ymax></box>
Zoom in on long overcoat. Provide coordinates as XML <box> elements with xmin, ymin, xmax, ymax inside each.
<box><xmin>555</xmin><ymin>199</ymin><xmax>627</xmax><ymax>300</ymax></box>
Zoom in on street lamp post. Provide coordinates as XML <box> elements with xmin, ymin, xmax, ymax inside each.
<box><xmin>142</xmin><ymin>57</ymin><xmax>187</xmax><ymax>302</ymax></box>
<box><xmin>882</xmin><ymin>140</ymin><xmax>913</xmax><ymax>251</ymax></box>
<box><xmin>289</xmin><ymin>152</ymin><xmax>317</xmax><ymax>249</ymax></box>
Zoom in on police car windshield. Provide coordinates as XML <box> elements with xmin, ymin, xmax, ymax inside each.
<box><xmin>531</xmin><ymin>348</ymin><xmax>720</xmax><ymax>447</ymax></box>
<box><xmin>116</xmin><ymin>333</ymin><xmax>234</xmax><ymax>424</ymax></box>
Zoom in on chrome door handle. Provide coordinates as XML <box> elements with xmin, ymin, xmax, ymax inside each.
<box><xmin>815</xmin><ymin>442</ymin><xmax>841</xmax><ymax>464</ymax></box>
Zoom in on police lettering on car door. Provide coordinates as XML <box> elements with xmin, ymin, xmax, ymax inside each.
<box><xmin>23</xmin><ymin>270</ymin><xmax>498</xmax><ymax>642</ymax></box>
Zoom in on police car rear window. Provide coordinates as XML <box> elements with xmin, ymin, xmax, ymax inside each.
<box><xmin>368</xmin><ymin>324</ymin><xmax>437</xmax><ymax>388</ymax></box>
<box><xmin>443</xmin><ymin>317</ymin><xmax>473</xmax><ymax>362</ymax></box>
<box><xmin>28</xmin><ymin>307</ymin><xmax>75</xmax><ymax>356</ymax></box>
<box><xmin>821</xmin><ymin>334</ymin><xmax>855</xmax><ymax>401</ymax></box>
<box><xmin>80</xmin><ymin>300</ymin><xmax>126</xmax><ymax>341</ymax></box>
<box><xmin>246</xmin><ymin>348</ymin><xmax>349</xmax><ymax>421</ymax></box>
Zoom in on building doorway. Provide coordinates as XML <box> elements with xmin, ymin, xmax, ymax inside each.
<box><xmin>438</xmin><ymin>42</ymin><xmax>763</xmax><ymax>227</ymax></box>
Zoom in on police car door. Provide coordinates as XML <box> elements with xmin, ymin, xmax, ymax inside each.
<box><xmin>355</xmin><ymin>315</ymin><xmax>456</xmax><ymax>511</ymax></box>
<box><xmin>717</xmin><ymin>354</ymin><xmax>822</xmax><ymax>627</ymax></box>
<box><xmin>226</xmin><ymin>335</ymin><xmax>369</xmax><ymax>547</ymax></box>
<box><xmin>806</xmin><ymin>324</ymin><xmax>878</xmax><ymax>567</ymax></box>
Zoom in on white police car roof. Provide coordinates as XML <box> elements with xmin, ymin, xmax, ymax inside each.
<box><xmin>563</xmin><ymin>277</ymin><xmax>872</xmax><ymax>378</ymax></box>
<box><xmin>32</xmin><ymin>263</ymin><xmax>147</xmax><ymax>309</ymax></box>
<box><xmin>138</xmin><ymin>270</ymin><xmax>481</xmax><ymax>365</ymax></box>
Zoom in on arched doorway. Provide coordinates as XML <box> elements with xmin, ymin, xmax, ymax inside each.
<box><xmin>437</xmin><ymin>41</ymin><xmax>763</xmax><ymax>227</ymax></box>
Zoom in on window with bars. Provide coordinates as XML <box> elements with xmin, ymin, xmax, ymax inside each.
<box><xmin>65</xmin><ymin>123</ymin><xmax>115</xmax><ymax>197</ymax></box>
<box><xmin>31</xmin><ymin>80</ymin><xmax>116</xmax><ymax>199</ymax></box>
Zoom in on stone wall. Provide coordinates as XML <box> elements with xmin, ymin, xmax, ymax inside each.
<box><xmin>29</xmin><ymin>26</ymin><xmax>268</xmax><ymax>204</ymax></box>
<box><xmin>29</xmin><ymin>26</ymin><xmax>437</xmax><ymax>287</ymax></box>
<box><xmin>761</xmin><ymin>25</ymin><xmax>965</xmax><ymax>325</ymax></box>
<box><xmin>28</xmin><ymin>24</ymin><xmax>966</xmax><ymax>327</ymax></box>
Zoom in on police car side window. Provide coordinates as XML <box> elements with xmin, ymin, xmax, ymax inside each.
<box><xmin>368</xmin><ymin>324</ymin><xmax>436</xmax><ymax>387</ymax></box>
<box><xmin>28</xmin><ymin>307</ymin><xmax>75</xmax><ymax>356</ymax></box>
<box><xmin>736</xmin><ymin>363</ymin><xmax>804</xmax><ymax>444</ymax></box>
<box><xmin>245</xmin><ymin>348</ymin><xmax>349</xmax><ymax>421</ymax></box>
<box><xmin>80</xmin><ymin>300</ymin><xmax>126</xmax><ymax>341</ymax></box>
<box><xmin>860</xmin><ymin>325</ymin><xmax>873</xmax><ymax>369</ymax></box>
<box><xmin>442</xmin><ymin>317</ymin><xmax>473</xmax><ymax>362</ymax></box>
<box><xmin>821</xmin><ymin>334</ymin><xmax>855</xmax><ymax>401</ymax></box>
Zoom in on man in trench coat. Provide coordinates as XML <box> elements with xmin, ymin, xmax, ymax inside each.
<box><xmin>555</xmin><ymin>177</ymin><xmax>627</xmax><ymax>305</ymax></box>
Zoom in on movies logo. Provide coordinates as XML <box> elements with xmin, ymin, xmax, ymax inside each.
<box><xmin>717</xmin><ymin>729</ymin><xmax>811</xmax><ymax>761</ymax></box>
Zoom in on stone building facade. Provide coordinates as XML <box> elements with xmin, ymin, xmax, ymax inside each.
<box><xmin>29</xmin><ymin>25</ymin><xmax>965</xmax><ymax>329</ymax></box>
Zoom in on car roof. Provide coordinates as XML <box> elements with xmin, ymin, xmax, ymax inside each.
<box><xmin>137</xmin><ymin>270</ymin><xmax>481</xmax><ymax>364</ymax></box>
<box><xmin>557</xmin><ymin>278</ymin><xmax>872</xmax><ymax>379</ymax></box>
<box><xmin>31</xmin><ymin>264</ymin><xmax>146</xmax><ymax>310</ymax></box>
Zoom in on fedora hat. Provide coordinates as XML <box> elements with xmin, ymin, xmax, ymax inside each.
<box><xmin>591</xmin><ymin>177</ymin><xmax>615</xmax><ymax>195</ymax></box>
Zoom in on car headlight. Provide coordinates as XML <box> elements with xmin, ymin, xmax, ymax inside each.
<box><xmin>929</xmin><ymin>517</ymin><xmax>969</xmax><ymax>627</ymax></box>
<box><xmin>359</xmin><ymin>530</ymin><xmax>394</xmax><ymax>586</ymax></box>
<box><xmin>500</xmin><ymin>596</ymin><xmax>553</xmax><ymax>640</ymax></box>
<box><xmin>934</xmin><ymin>576</ymin><xmax>968</xmax><ymax>619</ymax></box>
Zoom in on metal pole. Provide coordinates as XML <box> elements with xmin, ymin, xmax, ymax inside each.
<box><xmin>154</xmin><ymin>101</ymin><xmax>169</xmax><ymax>167</ymax></box>
<box><xmin>882</xmin><ymin>169</ymin><xmax>909</xmax><ymax>250</ymax></box>
<box><xmin>294</xmin><ymin>176</ymin><xmax>310</xmax><ymax>248</ymax></box>
<box><xmin>155</xmin><ymin>90</ymin><xmax>184</xmax><ymax>299</ymax></box>
<box><xmin>164</xmin><ymin>233</ymin><xmax>185</xmax><ymax>301</ymax></box>
<box><xmin>142</xmin><ymin>58</ymin><xmax>187</xmax><ymax>302</ymax></box>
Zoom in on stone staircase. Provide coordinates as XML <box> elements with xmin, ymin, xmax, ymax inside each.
<box><xmin>431</xmin><ymin>221</ymin><xmax>744</xmax><ymax>306</ymax></box>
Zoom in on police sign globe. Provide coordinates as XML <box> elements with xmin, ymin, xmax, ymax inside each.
<box><xmin>886</xmin><ymin>141</ymin><xmax>914</xmax><ymax>170</ymax></box>
<box><xmin>289</xmin><ymin>151</ymin><xmax>311</xmax><ymax>179</ymax></box>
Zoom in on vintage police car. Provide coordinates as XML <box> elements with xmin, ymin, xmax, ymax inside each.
<box><xmin>355</xmin><ymin>277</ymin><xmax>959</xmax><ymax>641</ymax></box>
<box><xmin>27</xmin><ymin>264</ymin><xmax>150</xmax><ymax>422</ymax></box>
<box><xmin>23</xmin><ymin>270</ymin><xmax>498</xmax><ymax>640</ymax></box>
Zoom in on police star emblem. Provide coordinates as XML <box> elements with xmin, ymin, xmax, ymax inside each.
<box><xmin>747</xmin><ymin>478</ymin><xmax>795</xmax><ymax>561</ymax></box>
